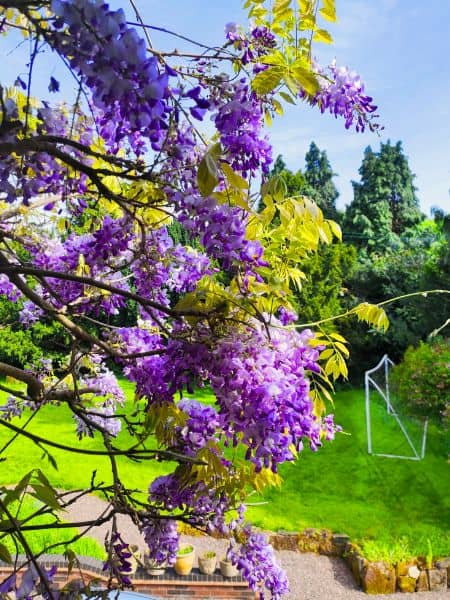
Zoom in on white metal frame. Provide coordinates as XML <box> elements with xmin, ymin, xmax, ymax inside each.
<box><xmin>365</xmin><ymin>354</ymin><xmax>428</xmax><ymax>461</ymax></box>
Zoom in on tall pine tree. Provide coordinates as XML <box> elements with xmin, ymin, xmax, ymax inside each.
<box><xmin>344</xmin><ymin>141</ymin><xmax>423</xmax><ymax>249</ymax></box>
<box><xmin>303</xmin><ymin>141</ymin><xmax>339</xmax><ymax>221</ymax></box>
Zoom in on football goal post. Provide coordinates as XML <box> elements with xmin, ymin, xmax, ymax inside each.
<box><xmin>365</xmin><ymin>354</ymin><xmax>428</xmax><ymax>460</ymax></box>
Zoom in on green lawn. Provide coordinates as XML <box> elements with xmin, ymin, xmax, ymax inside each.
<box><xmin>0</xmin><ymin>379</ymin><xmax>170</xmax><ymax>493</ymax></box>
<box><xmin>245</xmin><ymin>389</ymin><xmax>450</xmax><ymax>558</ymax></box>
<box><xmin>0</xmin><ymin>382</ymin><xmax>448</xmax><ymax>558</ymax></box>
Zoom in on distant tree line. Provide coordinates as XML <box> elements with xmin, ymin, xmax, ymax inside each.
<box><xmin>270</xmin><ymin>140</ymin><xmax>449</xmax><ymax>379</ymax></box>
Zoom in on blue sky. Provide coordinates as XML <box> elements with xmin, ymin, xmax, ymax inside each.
<box><xmin>2</xmin><ymin>0</ymin><xmax>449</xmax><ymax>215</ymax></box>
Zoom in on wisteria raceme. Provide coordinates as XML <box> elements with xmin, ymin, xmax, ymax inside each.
<box><xmin>0</xmin><ymin>274</ymin><xmax>20</xmax><ymax>301</ymax></box>
<box><xmin>131</xmin><ymin>226</ymin><xmax>212</xmax><ymax>318</ymax></box>
<box><xmin>50</xmin><ymin>0</ymin><xmax>172</xmax><ymax>151</ymax></box>
<box><xmin>121</xmin><ymin>319</ymin><xmax>339</xmax><ymax>472</ymax></box>
<box><xmin>103</xmin><ymin>532</ymin><xmax>134</xmax><ymax>585</ymax></box>
<box><xmin>214</xmin><ymin>79</ymin><xmax>273</xmax><ymax>176</ymax></box>
<box><xmin>142</xmin><ymin>518</ymin><xmax>179</xmax><ymax>566</ymax></box>
<box><xmin>175</xmin><ymin>398</ymin><xmax>222</xmax><ymax>455</ymax></box>
<box><xmin>149</xmin><ymin>474</ymin><xmax>234</xmax><ymax>535</ymax></box>
<box><xmin>208</xmin><ymin>322</ymin><xmax>335</xmax><ymax>470</ymax></box>
<box><xmin>0</xmin><ymin>565</ymin><xmax>58</xmax><ymax>599</ymax></box>
<box><xmin>177</xmin><ymin>193</ymin><xmax>267</xmax><ymax>274</ymax></box>
<box><xmin>22</xmin><ymin>217</ymin><xmax>132</xmax><ymax>318</ymax></box>
<box><xmin>75</xmin><ymin>366</ymin><xmax>125</xmax><ymax>438</ymax></box>
<box><xmin>306</xmin><ymin>60</ymin><xmax>379</xmax><ymax>132</ymax></box>
<box><xmin>227</xmin><ymin>527</ymin><xmax>289</xmax><ymax>600</ymax></box>
<box><xmin>225</xmin><ymin>23</ymin><xmax>276</xmax><ymax>68</ymax></box>
<box><xmin>277</xmin><ymin>306</ymin><xmax>298</xmax><ymax>325</ymax></box>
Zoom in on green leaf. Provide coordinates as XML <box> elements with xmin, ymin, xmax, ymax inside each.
<box><xmin>221</xmin><ymin>162</ymin><xmax>249</xmax><ymax>190</ymax></box>
<box><xmin>291</xmin><ymin>62</ymin><xmax>319</xmax><ymax>95</ymax></box>
<box><xmin>31</xmin><ymin>483</ymin><xmax>62</xmax><ymax>512</ymax></box>
<box><xmin>64</xmin><ymin>548</ymin><xmax>79</xmax><ymax>574</ymax></box>
<box><xmin>0</xmin><ymin>542</ymin><xmax>12</xmax><ymax>564</ymax></box>
<box><xmin>252</xmin><ymin>67</ymin><xmax>284</xmax><ymax>95</ymax></box>
<box><xmin>197</xmin><ymin>152</ymin><xmax>219</xmax><ymax>197</ymax></box>
<box><xmin>40</xmin><ymin>447</ymin><xmax>58</xmax><ymax>470</ymax></box>
<box><xmin>279</xmin><ymin>91</ymin><xmax>296</xmax><ymax>105</ymax></box>
<box><xmin>319</xmin><ymin>0</ymin><xmax>337</xmax><ymax>22</ymax></box>
<box><xmin>260</xmin><ymin>51</ymin><xmax>287</xmax><ymax>67</ymax></box>
<box><xmin>2</xmin><ymin>471</ymin><xmax>32</xmax><ymax>506</ymax></box>
<box><xmin>313</xmin><ymin>28</ymin><xmax>333</xmax><ymax>44</ymax></box>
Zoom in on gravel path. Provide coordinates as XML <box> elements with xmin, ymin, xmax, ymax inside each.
<box><xmin>65</xmin><ymin>494</ymin><xmax>449</xmax><ymax>600</ymax></box>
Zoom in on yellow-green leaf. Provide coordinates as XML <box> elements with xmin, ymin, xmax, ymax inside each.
<box><xmin>328</xmin><ymin>219</ymin><xmax>342</xmax><ymax>241</ymax></box>
<box><xmin>260</xmin><ymin>51</ymin><xmax>287</xmax><ymax>67</ymax></box>
<box><xmin>197</xmin><ymin>150</ymin><xmax>219</xmax><ymax>197</ymax></box>
<box><xmin>319</xmin><ymin>0</ymin><xmax>337</xmax><ymax>22</ymax></box>
<box><xmin>0</xmin><ymin>542</ymin><xmax>12</xmax><ymax>564</ymax></box>
<box><xmin>252</xmin><ymin>67</ymin><xmax>284</xmax><ymax>95</ymax></box>
<box><xmin>313</xmin><ymin>28</ymin><xmax>333</xmax><ymax>44</ymax></box>
<box><xmin>221</xmin><ymin>162</ymin><xmax>249</xmax><ymax>190</ymax></box>
<box><xmin>279</xmin><ymin>91</ymin><xmax>296</xmax><ymax>105</ymax></box>
<box><xmin>291</xmin><ymin>62</ymin><xmax>319</xmax><ymax>95</ymax></box>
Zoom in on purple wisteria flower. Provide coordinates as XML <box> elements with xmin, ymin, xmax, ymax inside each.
<box><xmin>50</xmin><ymin>0</ymin><xmax>173</xmax><ymax>151</ymax></box>
<box><xmin>142</xmin><ymin>518</ymin><xmax>179</xmax><ymax>566</ymax></box>
<box><xmin>214</xmin><ymin>79</ymin><xmax>272</xmax><ymax>176</ymax></box>
<box><xmin>103</xmin><ymin>532</ymin><xmax>134</xmax><ymax>585</ymax></box>
<box><xmin>227</xmin><ymin>527</ymin><xmax>289</xmax><ymax>600</ymax></box>
<box><xmin>305</xmin><ymin>60</ymin><xmax>379</xmax><ymax>132</ymax></box>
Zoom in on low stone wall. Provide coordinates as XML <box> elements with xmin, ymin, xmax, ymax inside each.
<box><xmin>346</xmin><ymin>546</ymin><xmax>449</xmax><ymax>595</ymax></box>
<box><xmin>269</xmin><ymin>528</ymin><xmax>449</xmax><ymax>595</ymax></box>
<box><xmin>0</xmin><ymin>556</ymin><xmax>256</xmax><ymax>600</ymax></box>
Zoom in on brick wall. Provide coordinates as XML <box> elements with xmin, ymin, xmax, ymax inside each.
<box><xmin>0</xmin><ymin>556</ymin><xmax>257</xmax><ymax>600</ymax></box>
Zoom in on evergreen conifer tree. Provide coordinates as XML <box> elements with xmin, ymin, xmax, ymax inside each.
<box><xmin>344</xmin><ymin>141</ymin><xmax>423</xmax><ymax>248</ymax></box>
<box><xmin>304</xmin><ymin>141</ymin><xmax>339</xmax><ymax>220</ymax></box>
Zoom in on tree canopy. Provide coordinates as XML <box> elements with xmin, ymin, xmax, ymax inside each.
<box><xmin>344</xmin><ymin>141</ymin><xmax>423</xmax><ymax>248</ymax></box>
<box><xmin>304</xmin><ymin>141</ymin><xmax>339</xmax><ymax>221</ymax></box>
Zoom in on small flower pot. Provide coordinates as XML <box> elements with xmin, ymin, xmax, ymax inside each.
<box><xmin>128</xmin><ymin>545</ymin><xmax>141</xmax><ymax>575</ymax></box>
<box><xmin>143</xmin><ymin>553</ymin><xmax>167</xmax><ymax>576</ymax></box>
<box><xmin>199</xmin><ymin>552</ymin><xmax>217</xmax><ymax>575</ymax></box>
<box><xmin>220</xmin><ymin>559</ymin><xmax>238</xmax><ymax>578</ymax></box>
<box><xmin>174</xmin><ymin>544</ymin><xmax>195</xmax><ymax>576</ymax></box>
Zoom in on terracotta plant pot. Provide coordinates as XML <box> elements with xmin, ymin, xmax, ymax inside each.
<box><xmin>220</xmin><ymin>559</ymin><xmax>238</xmax><ymax>578</ymax></box>
<box><xmin>198</xmin><ymin>552</ymin><xmax>217</xmax><ymax>575</ymax></box>
<box><xmin>174</xmin><ymin>544</ymin><xmax>195</xmax><ymax>576</ymax></box>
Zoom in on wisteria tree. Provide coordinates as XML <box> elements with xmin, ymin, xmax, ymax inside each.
<box><xmin>0</xmin><ymin>0</ymin><xmax>387</xmax><ymax>598</ymax></box>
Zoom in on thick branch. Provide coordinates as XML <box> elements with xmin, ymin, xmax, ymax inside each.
<box><xmin>0</xmin><ymin>418</ymin><xmax>204</xmax><ymax>463</ymax></box>
<box><xmin>0</xmin><ymin>138</ymin><xmax>153</xmax><ymax>206</ymax></box>
<box><xmin>0</xmin><ymin>362</ymin><xmax>43</xmax><ymax>398</ymax></box>
<box><xmin>0</xmin><ymin>514</ymin><xmax>115</xmax><ymax>533</ymax></box>
<box><xmin>0</xmin><ymin>263</ymin><xmax>223</xmax><ymax>319</ymax></box>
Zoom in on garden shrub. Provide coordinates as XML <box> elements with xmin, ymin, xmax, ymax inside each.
<box><xmin>390</xmin><ymin>338</ymin><xmax>450</xmax><ymax>422</ymax></box>
<box><xmin>0</xmin><ymin>326</ymin><xmax>43</xmax><ymax>369</ymax></box>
